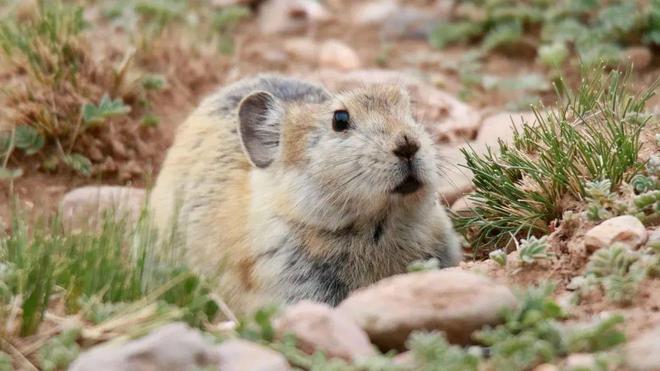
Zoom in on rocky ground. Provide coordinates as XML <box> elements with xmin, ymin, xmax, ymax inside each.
<box><xmin>1</xmin><ymin>0</ymin><xmax>660</xmax><ymax>370</ymax></box>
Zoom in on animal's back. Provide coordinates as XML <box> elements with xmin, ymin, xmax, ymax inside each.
<box><xmin>149</xmin><ymin>76</ymin><xmax>330</xmax><ymax>307</ymax></box>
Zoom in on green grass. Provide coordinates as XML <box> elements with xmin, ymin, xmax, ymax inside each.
<box><xmin>0</xmin><ymin>205</ymin><xmax>218</xmax><ymax>337</ymax></box>
<box><xmin>429</xmin><ymin>0</ymin><xmax>659</xmax><ymax>68</ymax></box>
<box><xmin>453</xmin><ymin>69</ymin><xmax>658</xmax><ymax>251</ymax></box>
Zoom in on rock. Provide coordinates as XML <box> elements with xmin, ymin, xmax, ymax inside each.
<box><xmin>258</xmin><ymin>0</ymin><xmax>331</xmax><ymax>34</ymax></box>
<box><xmin>217</xmin><ymin>339</ymin><xmax>290</xmax><ymax>371</ymax></box>
<box><xmin>436</xmin><ymin>145</ymin><xmax>475</xmax><ymax>206</ymax></box>
<box><xmin>274</xmin><ymin>301</ymin><xmax>375</xmax><ymax>361</ymax></box>
<box><xmin>378</xmin><ymin>7</ymin><xmax>436</xmax><ymax>40</ymax></box>
<box><xmin>310</xmin><ymin>69</ymin><xmax>482</xmax><ymax>143</ymax></box>
<box><xmin>451</xmin><ymin>194</ymin><xmax>475</xmax><ymax>214</ymax></box>
<box><xmin>59</xmin><ymin>186</ymin><xmax>146</xmax><ymax>232</ymax></box>
<box><xmin>623</xmin><ymin>46</ymin><xmax>652</xmax><ymax>70</ymax></box>
<box><xmin>337</xmin><ymin>269</ymin><xmax>517</xmax><ymax>350</ymax></box>
<box><xmin>69</xmin><ymin>323</ymin><xmax>219</xmax><ymax>371</ymax></box>
<box><xmin>564</xmin><ymin>353</ymin><xmax>596</xmax><ymax>370</ymax></box>
<box><xmin>533</xmin><ymin>364</ymin><xmax>559</xmax><ymax>371</ymax></box>
<box><xmin>648</xmin><ymin>228</ymin><xmax>660</xmax><ymax>247</ymax></box>
<box><xmin>319</xmin><ymin>40</ymin><xmax>362</xmax><ymax>71</ymax></box>
<box><xmin>584</xmin><ymin>215</ymin><xmax>648</xmax><ymax>253</ymax></box>
<box><xmin>351</xmin><ymin>0</ymin><xmax>398</xmax><ymax>25</ymax></box>
<box><xmin>283</xmin><ymin>37</ymin><xmax>319</xmax><ymax>62</ymax></box>
<box><xmin>476</xmin><ymin>111</ymin><xmax>537</xmax><ymax>147</ymax></box>
<box><xmin>625</xmin><ymin>323</ymin><xmax>660</xmax><ymax>371</ymax></box>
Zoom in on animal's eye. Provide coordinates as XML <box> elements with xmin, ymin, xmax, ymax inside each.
<box><xmin>332</xmin><ymin>110</ymin><xmax>350</xmax><ymax>132</ymax></box>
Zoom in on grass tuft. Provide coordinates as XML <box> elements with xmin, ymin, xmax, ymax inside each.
<box><xmin>453</xmin><ymin>69</ymin><xmax>657</xmax><ymax>252</ymax></box>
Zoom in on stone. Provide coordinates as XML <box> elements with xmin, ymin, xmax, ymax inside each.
<box><xmin>451</xmin><ymin>194</ymin><xmax>475</xmax><ymax>214</ymax></box>
<box><xmin>584</xmin><ymin>215</ymin><xmax>648</xmax><ymax>253</ymax></box>
<box><xmin>436</xmin><ymin>145</ymin><xmax>475</xmax><ymax>206</ymax></box>
<box><xmin>533</xmin><ymin>364</ymin><xmax>559</xmax><ymax>371</ymax></box>
<box><xmin>283</xmin><ymin>37</ymin><xmax>319</xmax><ymax>63</ymax></box>
<box><xmin>319</xmin><ymin>40</ymin><xmax>362</xmax><ymax>71</ymax></box>
<box><xmin>59</xmin><ymin>186</ymin><xmax>146</xmax><ymax>232</ymax></box>
<box><xmin>258</xmin><ymin>0</ymin><xmax>331</xmax><ymax>34</ymax></box>
<box><xmin>476</xmin><ymin>111</ymin><xmax>538</xmax><ymax>147</ymax></box>
<box><xmin>69</xmin><ymin>323</ymin><xmax>219</xmax><ymax>371</ymax></box>
<box><xmin>310</xmin><ymin>69</ymin><xmax>482</xmax><ymax>143</ymax></box>
<box><xmin>217</xmin><ymin>339</ymin><xmax>290</xmax><ymax>371</ymax></box>
<box><xmin>351</xmin><ymin>0</ymin><xmax>398</xmax><ymax>25</ymax></box>
<box><xmin>274</xmin><ymin>301</ymin><xmax>375</xmax><ymax>361</ymax></box>
<box><xmin>564</xmin><ymin>353</ymin><xmax>596</xmax><ymax>370</ymax></box>
<box><xmin>338</xmin><ymin>269</ymin><xmax>517</xmax><ymax>350</ymax></box>
<box><xmin>378</xmin><ymin>7</ymin><xmax>436</xmax><ymax>40</ymax></box>
<box><xmin>648</xmin><ymin>228</ymin><xmax>660</xmax><ymax>247</ymax></box>
<box><xmin>625</xmin><ymin>323</ymin><xmax>660</xmax><ymax>371</ymax></box>
<box><xmin>623</xmin><ymin>46</ymin><xmax>652</xmax><ymax>70</ymax></box>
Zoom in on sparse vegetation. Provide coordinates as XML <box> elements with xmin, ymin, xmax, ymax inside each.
<box><xmin>0</xmin><ymin>206</ymin><xmax>220</xmax><ymax>368</ymax></box>
<box><xmin>430</xmin><ymin>0</ymin><xmax>658</xmax><ymax>67</ymax></box>
<box><xmin>476</xmin><ymin>285</ymin><xmax>625</xmax><ymax>371</ymax></box>
<box><xmin>454</xmin><ymin>69</ymin><xmax>658</xmax><ymax>252</ymax></box>
<box><xmin>1</xmin><ymin>0</ymin><xmax>659</xmax><ymax>369</ymax></box>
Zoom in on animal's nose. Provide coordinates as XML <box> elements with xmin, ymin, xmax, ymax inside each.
<box><xmin>393</xmin><ymin>135</ymin><xmax>420</xmax><ymax>160</ymax></box>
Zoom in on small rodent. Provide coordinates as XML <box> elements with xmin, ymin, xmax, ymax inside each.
<box><xmin>150</xmin><ymin>75</ymin><xmax>461</xmax><ymax>314</ymax></box>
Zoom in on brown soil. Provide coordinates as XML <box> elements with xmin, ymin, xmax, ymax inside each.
<box><xmin>1</xmin><ymin>0</ymin><xmax>659</xmax><ymax>340</ymax></box>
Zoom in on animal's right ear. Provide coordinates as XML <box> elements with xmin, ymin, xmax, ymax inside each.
<box><xmin>238</xmin><ymin>91</ymin><xmax>283</xmax><ymax>168</ymax></box>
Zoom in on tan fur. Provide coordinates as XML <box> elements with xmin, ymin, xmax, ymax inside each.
<box><xmin>150</xmin><ymin>75</ymin><xmax>461</xmax><ymax>314</ymax></box>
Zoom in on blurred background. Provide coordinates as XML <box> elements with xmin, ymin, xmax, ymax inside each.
<box><xmin>0</xmin><ymin>0</ymin><xmax>658</xmax><ymax>216</ymax></box>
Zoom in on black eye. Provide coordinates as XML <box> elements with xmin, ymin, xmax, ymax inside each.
<box><xmin>332</xmin><ymin>110</ymin><xmax>350</xmax><ymax>132</ymax></box>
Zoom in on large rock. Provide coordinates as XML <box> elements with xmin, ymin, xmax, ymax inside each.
<box><xmin>310</xmin><ymin>69</ymin><xmax>482</xmax><ymax>143</ymax></box>
<box><xmin>70</xmin><ymin>324</ymin><xmax>290</xmax><ymax>371</ymax></box>
<box><xmin>319</xmin><ymin>40</ymin><xmax>362</xmax><ymax>71</ymax></box>
<box><xmin>337</xmin><ymin>269</ymin><xmax>517</xmax><ymax>350</ymax></box>
<box><xmin>584</xmin><ymin>215</ymin><xmax>648</xmax><ymax>253</ymax></box>
<box><xmin>476</xmin><ymin>111</ymin><xmax>537</xmax><ymax>146</ymax></box>
<box><xmin>258</xmin><ymin>0</ymin><xmax>331</xmax><ymax>34</ymax></box>
<box><xmin>283</xmin><ymin>37</ymin><xmax>319</xmax><ymax>63</ymax></box>
<box><xmin>351</xmin><ymin>0</ymin><xmax>398</xmax><ymax>25</ymax></box>
<box><xmin>217</xmin><ymin>339</ymin><xmax>290</xmax><ymax>371</ymax></box>
<box><xmin>625</xmin><ymin>323</ymin><xmax>660</xmax><ymax>371</ymax></box>
<box><xmin>69</xmin><ymin>323</ymin><xmax>219</xmax><ymax>371</ymax></box>
<box><xmin>274</xmin><ymin>301</ymin><xmax>375</xmax><ymax>361</ymax></box>
<box><xmin>59</xmin><ymin>186</ymin><xmax>145</xmax><ymax>232</ymax></box>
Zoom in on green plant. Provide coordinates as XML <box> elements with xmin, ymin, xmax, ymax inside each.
<box><xmin>430</xmin><ymin>0</ymin><xmax>658</xmax><ymax>68</ymax></box>
<box><xmin>453</xmin><ymin>70</ymin><xmax>657</xmax><ymax>251</ymax></box>
<box><xmin>38</xmin><ymin>327</ymin><xmax>81</xmax><ymax>371</ymax></box>
<box><xmin>407</xmin><ymin>258</ymin><xmax>441</xmax><ymax>272</ymax></box>
<box><xmin>406</xmin><ymin>332</ymin><xmax>480</xmax><ymax>371</ymax></box>
<box><xmin>517</xmin><ymin>236</ymin><xmax>553</xmax><ymax>265</ymax></box>
<box><xmin>213</xmin><ymin>5</ymin><xmax>250</xmax><ymax>54</ymax></box>
<box><xmin>580</xmin><ymin>243</ymin><xmax>647</xmax><ymax>304</ymax></box>
<box><xmin>0</xmin><ymin>1</ymin><xmax>163</xmax><ymax>176</ymax></box>
<box><xmin>1</xmin><ymin>207</ymin><xmax>218</xmax><ymax>338</ymax></box>
<box><xmin>489</xmin><ymin>249</ymin><xmax>507</xmax><ymax>267</ymax></box>
<box><xmin>476</xmin><ymin>285</ymin><xmax>625</xmax><ymax>371</ymax></box>
<box><xmin>82</xmin><ymin>95</ymin><xmax>131</xmax><ymax>127</ymax></box>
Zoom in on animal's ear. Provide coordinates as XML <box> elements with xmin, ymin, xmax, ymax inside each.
<box><xmin>238</xmin><ymin>91</ymin><xmax>283</xmax><ymax>168</ymax></box>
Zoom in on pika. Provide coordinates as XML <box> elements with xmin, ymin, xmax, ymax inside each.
<box><xmin>149</xmin><ymin>75</ymin><xmax>461</xmax><ymax>314</ymax></box>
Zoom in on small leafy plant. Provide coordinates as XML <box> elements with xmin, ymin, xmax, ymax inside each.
<box><xmin>476</xmin><ymin>285</ymin><xmax>626</xmax><ymax>371</ymax></box>
<box><xmin>572</xmin><ymin>243</ymin><xmax>648</xmax><ymax>305</ymax></box>
<box><xmin>517</xmin><ymin>236</ymin><xmax>553</xmax><ymax>265</ymax></box>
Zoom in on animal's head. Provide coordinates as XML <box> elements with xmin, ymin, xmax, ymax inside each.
<box><xmin>238</xmin><ymin>84</ymin><xmax>441</xmax><ymax>229</ymax></box>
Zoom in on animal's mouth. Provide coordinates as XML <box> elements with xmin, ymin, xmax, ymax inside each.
<box><xmin>392</xmin><ymin>175</ymin><xmax>422</xmax><ymax>195</ymax></box>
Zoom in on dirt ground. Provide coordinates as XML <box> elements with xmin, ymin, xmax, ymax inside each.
<box><xmin>1</xmin><ymin>0</ymin><xmax>659</xmax><ymax>342</ymax></box>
